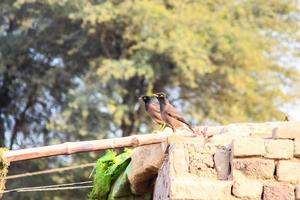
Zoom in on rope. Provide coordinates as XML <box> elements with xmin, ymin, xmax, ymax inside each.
<box><xmin>88</xmin><ymin>165</ymin><xmax>96</xmax><ymax>179</ymax></box>
<box><xmin>15</xmin><ymin>185</ymin><xmax>93</xmax><ymax>192</ymax></box>
<box><xmin>4</xmin><ymin>181</ymin><xmax>92</xmax><ymax>194</ymax></box>
<box><xmin>6</xmin><ymin>163</ymin><xmax>96</xmax><ymax>180</ymax></box>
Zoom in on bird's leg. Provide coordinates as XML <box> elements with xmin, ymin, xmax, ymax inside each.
<box><xmin>153</xmin><ymin>126</ymin><xmax>161</xmax><ymax>133</ymax></box>
<box><xmin>158</xmin><ymin>124</ymin><xmax>163</xmax><ymax>131</ymax></box>
<box><xmin>160</xmin><ymin>123</ymin><xmax>166</xmax><ymax>131</ymax></box>
<box><xmin>156</xmin><ymin>124</ymin><xmax>163</xmax><ymax>132</ymax></box>
<box><xmin>153</xmin><ymin>123</ymin><xmax>164</xmax><ymax>132</ymax></box>
<box><xmin>171</xmin><ymin>128</ymin><xmax>175</xmax><ymax>135</ymax></box>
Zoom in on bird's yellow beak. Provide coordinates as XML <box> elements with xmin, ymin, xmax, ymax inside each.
<box><xmin>152</xmin><ymin>93</ymin><xmax>158</xmax><ymax>97</ymax></box>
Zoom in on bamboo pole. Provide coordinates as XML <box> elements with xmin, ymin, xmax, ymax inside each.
<box><xmin>5</xmin><ymin>133</ymin><xmax>169</xmax><ymax>162</ymax></box>
<box><xmin>6</xmin><ymin>121</ymin><xmax>297</xmax><ymax>163</ymax></box>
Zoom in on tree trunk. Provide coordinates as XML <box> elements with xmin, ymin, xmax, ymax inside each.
<box><xmin>0</xmin><ymin>117</ymin><xmax>5</xmax><ymax>147</ymax></box>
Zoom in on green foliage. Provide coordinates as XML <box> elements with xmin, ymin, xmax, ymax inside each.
<box><xmin>89</xmin><ymin>149</ymin><xmax>132</xmax><ymax>200</ymax></box>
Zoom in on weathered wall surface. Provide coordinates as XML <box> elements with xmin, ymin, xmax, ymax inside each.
<box><xmin>153</xmin><ymin>122</ymin><xmax>300</xmax><ymax>200</ymax></box>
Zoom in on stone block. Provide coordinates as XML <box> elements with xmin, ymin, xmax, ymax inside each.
<box><xmin>276</xmin><ymin>160</ymin><xmax>300</xmax><ymax>184</ymax></box>
<box><xmin>168</xmin><ymin>143</ymin><xmax>189</xmax><ymax>177</ymax></box>
<box><xmin>295</xmin><ymin>138</ymin><xmax>300</xmax><ymax>158</ymax></box>
<box><xmin>250</xmin><ymin>132</ymin><xmax>272</xmax><ymax>138</ymax></box>
<box><xmin>263</xmin><ymin>182</ymin><xmax>294</xmax><ymax>200</ymax></box>
<box><xmin>232</xmin><ymin>177</ymin><xmax>263</xmax><ymax>199</ymax></box>
<box><xmin>296</xmin><ymin>185</ymin><xmax>300</xmax><ymax>200</ymax></box>
<box><xmin>128</xmin><ymin>142</ymin><xmax>167</xmax><ymax>193</ymax></box>
<box><xmin>232</xmin><ymin>158</ymin><xmax>275</xmax><ymax>179</ymax></box>
<box><xmin>170</xmin><ymin>177</ymin><xmax>233</xmax><ymax>200</ymax></box>
<box><xmin>232</xmin><ymin>138</ymin><xmax>265</xmax><ymax>157</ymax></box>
<box><xmin>185</xmin><ymin>143</ymin><xmax>217</xmax><ymax>178</ymax></box>
<box><xmin>167</xmin><ymin>134</ymin><xmax>205</xmax><ymax>144</ymax></box>
<box><xmin>272</xmin><ymin>122</ymin><xmax>300</xmax><ymax>139</ymax></box>
<box><xmin>264</xmin><ymin>139</ymin><xmax>293</xmax><ymax>159</ymax></box>
<box><xmin>153</xmin><ymin>160</ymin><xmax>170</xmax><ymax>200</ymax></box>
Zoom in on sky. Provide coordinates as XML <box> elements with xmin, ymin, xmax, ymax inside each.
<box><xmin>281</xmin><ymin>38</ymin><xmax>300</xmax><ymax>120</ymax></box>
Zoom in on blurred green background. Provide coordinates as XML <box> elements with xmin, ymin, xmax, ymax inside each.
<box><xmin>1</xmin><ymin>0</ymin><xmax>300</xmax><ymax>199</ymax></box>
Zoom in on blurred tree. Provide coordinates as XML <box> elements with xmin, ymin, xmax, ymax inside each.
<box><xmin>1</xmin><ymin>0</ymin><xmax>299</xmax><ymax>199</ymax></box>
<box><xmin>0</xmin><ymin>0</ymin><xmax>90</xmax><ymax>148</ymax></box>
<box><xmin>50</xmin><ymin>0</ymin><xmax>300</xmax><ymax>137</ymax></box>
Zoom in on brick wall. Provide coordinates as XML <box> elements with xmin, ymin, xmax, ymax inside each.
<box><xmin>153</xmin><ymin>122</ymin><xmax>300</xmax><ymax>200</ymax></box>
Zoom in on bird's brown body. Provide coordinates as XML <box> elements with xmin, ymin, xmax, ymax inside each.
<box><xmin>146</xmin><ymin>101</ymin><xmax>165</xmax><ymax>125</ymax></box>
<box><xmin>154</xmin><ymin>92</ymin><xmax>194</xmax><ymax>133</ymax></box>
<box><xmin>140</xmin><ymin>95</ymin><xmax>164</xmax><ymax>126</ymax></box>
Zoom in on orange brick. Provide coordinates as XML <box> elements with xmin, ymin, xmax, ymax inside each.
<box><xmin>232</xmin><ymin>158</ymin><xmax>275</xmax><ymax>179</ymax></box>
<box><xmin>263</xmin><ymin>183</ymin><xmax>294</xmax><ymax>200</ymax></box>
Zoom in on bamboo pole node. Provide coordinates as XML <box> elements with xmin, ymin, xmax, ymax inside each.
<box><xmin>109</xmin><ymin>140</ymin><xmax>115</xmax><ymax>149</ymax></box>
<box><xmin>65</xmin><ymin>142</ymin><xmax>72</xmax><ymax>154</ymax></box>
<box><xmin>131</xmin><ymin>136</ymin><xmax>140</xmax><ymax>147</ymax></box>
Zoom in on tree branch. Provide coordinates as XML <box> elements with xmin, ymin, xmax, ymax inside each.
<box><xmin>9</xmin><ymin>93</ymin><xmax>35</xmax><ymax>149</ymax></box>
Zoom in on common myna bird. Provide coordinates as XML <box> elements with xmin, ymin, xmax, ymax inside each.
<box><xmin>153</xmin><ymin>92</ymin><xmax>195</xmax><ymax>133</ymax></box>
<box><xmin>139</xmin><ymin>95</ymin><xmax>166</xmax><ymax>131</ymax></box>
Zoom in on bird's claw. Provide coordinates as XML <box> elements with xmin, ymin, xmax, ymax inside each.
<box><xmin>194</xmin><ymin>126</ymin><xmax>208</xmax><ymax>138</ymax></box>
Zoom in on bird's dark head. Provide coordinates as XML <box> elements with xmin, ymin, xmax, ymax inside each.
<box><xmin>139</xmin><ymin>95</ymin><xmax>151</xmax><ymax>103</ymax></box>
<box><xmin>153</xmin><ymin>92</ymin><xmax>166</xmax><ymax>99</ymax></box>
<box><xmin>153</xmin><ymin>92</ymin><xmax>167</xmax><ymax>105</ymax></box>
